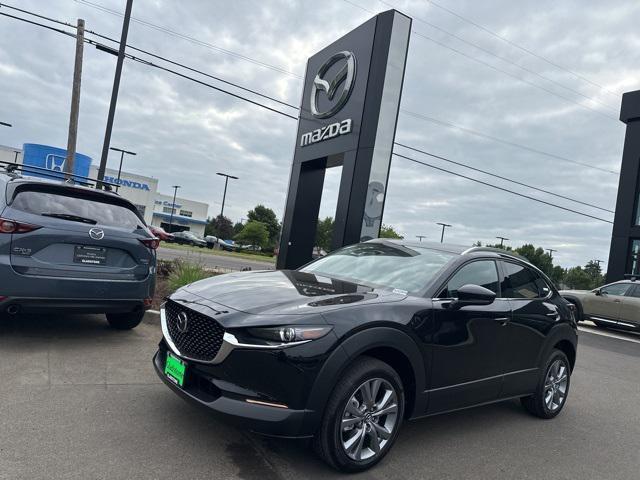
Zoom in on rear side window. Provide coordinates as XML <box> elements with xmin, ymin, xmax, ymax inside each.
<box><xmin>441</xmin><ymin>260</ymin><xmax>499</xmax><ymax>298</ymax></box>
<box><xmin>12</xmin><ymin>190</ymin><xmax>145</xmax><ymax>230</ymax></box>
<box><xmin>500</xmin><ymin>262</ymin><xmax>548</xmax><ymax>299</ymax></box>
<box><xmin>627</xmin><ymin>285</ymin><xmax>640</xmax><ymax>298</ymax></box>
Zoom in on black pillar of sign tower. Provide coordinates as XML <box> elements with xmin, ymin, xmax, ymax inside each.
<box><xmin>277</xmin><ymin>9</ymin><xmax>412</xmax><ymax>270</ymax></box>
<box><xmin>607</xmin><ymin>90</ymin><xmax>640</xmax><ymax>282</ymax></box>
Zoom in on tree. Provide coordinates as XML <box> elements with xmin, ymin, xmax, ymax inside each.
<box><xmin>550</xmin><ymin>265</ymin><xmax>565</xmax><ymax>286</ymax></box>
<box><xmin>584</xmin><ymin>260</ymin><xmax>604</xmax><ymax>288</ymax></box>
<box><xmin>247</xmin><ymin>205</ymin><xmax>280</xmax><ymax>245</ymax></box>
<box><xmin>233</xmin><ymin>222</ymin><xmax>244</xmax><ymax>236</ymax></box>
<box><xmin>379</xmin><ymin>224</ymin><xmax>403</xmax><ymax>239</ymax></box>
<box><xmin>316</xmin><ymin>217</ymin><xmax>334</xmax><ymax>252</ymax></box>
<box><xmin>209</xmin><ymin>215</ymin><xmax>233</xmax><ymax>240</ymax></box>
<box><xmin>515</xmin><ymin>244</ymin><xmax>553</xmax><ymax>276</ymax></box>
<box><xmin>234</xmin><ymin>220</ymin><xmax>268</xmax><ymax>248</ymax></box>
<box><xmin>564</xmin><ymin>266</ymin><xmax>593</xmax><ymax>290</ymax></box>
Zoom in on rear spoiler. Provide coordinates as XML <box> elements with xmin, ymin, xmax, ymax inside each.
<box><xmin>0</xmin><ymin>161</ymin><xmax>119</xmax><ymax>190</ymax></box>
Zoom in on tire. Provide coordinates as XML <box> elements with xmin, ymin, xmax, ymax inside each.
<box><xmin>521</xmin><ymin>349</ymin><xmax>571</xmax><ymax>419</ymax></box>
<box><xmin>106</xmin><ymin>310</ymin><xmax>145</xmax><ymax>330</ymax></box>
<box><xmin>313</xmin><ymin>356</ymin><xmax>405</xmax><ymax>472</ymax></box>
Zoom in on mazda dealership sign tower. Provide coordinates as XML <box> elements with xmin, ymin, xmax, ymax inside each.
<box><xmin>277</xmin><ymin>9</ymin><xmax>412</xmax><ymax>269</ymax></box>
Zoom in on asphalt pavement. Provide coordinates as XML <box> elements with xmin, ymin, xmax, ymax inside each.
<box><xmin>1</xmin><ymin>314</ymin><xmax>639</xmax><ymax>480</ymax></box>
<box><xmin>157</xmin><ymin>246</ymin><xmax>275</xmax><ymax>272</ymax></box>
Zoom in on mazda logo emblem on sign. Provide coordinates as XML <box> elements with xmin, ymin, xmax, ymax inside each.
<box><xmin>176</xmin><ymin>311</ymin><xmax>189</xmax><ymax>333</ymax></box>
<box><xmin>89</xmin><ymin>228</ymin><xmax>105</xmax><ymax>240</ymax></box>
<box><xmin>310</xmin><ymin>51</ymin><xmax>356</xmax><ymax>119</ymax></box>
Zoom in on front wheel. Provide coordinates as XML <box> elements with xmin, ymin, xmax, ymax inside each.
<box><xmin>106</xmin><ymin>310</ymin><xmax>145</xmax><ymax>330</ymax></box>
<box><xmin>521</xmin><ymin>349</ymin><xmax>571</xmax><ymax>419</ymax></box>
<box><xmin>314</xmin><ymin>356</ymin><xmax>404</xmax><ymax>472</ymax></box>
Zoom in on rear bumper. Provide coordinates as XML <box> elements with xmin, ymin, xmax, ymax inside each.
<box><xmin>153</xmin><ymin>348</ymin><xmax>314</xmax><ymax>438</ymax></box>
<box><xmin>0</xmin><ymin>297</ymin><xmax>147</xmax><ymax>314</ymax></box>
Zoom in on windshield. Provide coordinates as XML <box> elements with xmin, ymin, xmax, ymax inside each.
<box><xmin>300</xmin><ymin>242</ymin><xmax>457</xmax><ymax>293</ymax></box>
<box><xmin>12</xmin><ymin>189</ymin><xmax>145</xmax><ymax>230</ymax></box>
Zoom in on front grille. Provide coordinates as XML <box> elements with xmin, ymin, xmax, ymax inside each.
<box><xmin>164</xmin><ymin>300</ymin><xmax>225</xmax><ymax>362</ymax></box>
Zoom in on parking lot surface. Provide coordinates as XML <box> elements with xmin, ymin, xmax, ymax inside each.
<box><xmin>1</xmin><ymin>314</ymin><xmax>638</xmax><ymax>480</ymax></box>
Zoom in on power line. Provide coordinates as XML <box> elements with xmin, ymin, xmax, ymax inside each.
<box><xmin>0</xmin><ymin>2</ymin><xmax>74</xmax><ymax>28</ymax></box>
<box><xmin>392</xmin><ymin>151</ymin><xmax>613</xmax><ymax>224</ymax></box>
<box><xmin>377</xmin><ymin>0</ymin><xmax>618</xmax><ymax>113</ymax></box>
<box><xmin>84</xmin><ymin>29</ymin><xmax>300</xmax><ymax>111</ymax></box>
<box><xmin>394</xmin><ymin>142</ymin><xmax>614</xmax><ymax>213</ymax></box>
<box><xmin>400</xmin><ymin>110</ymin><xmax>619</xmax><ymax>175</ymax></box>
<box><xmin>341</xmin><ymin>0</ymin><xmax>617</xmax><ymax>121</ymax></box>
<box><xmin>424</xmin><ymin>0</ymin><xmax>622</xmax><ymax>98</ymax></box>
<box><xmin>73</xmin><ymin>0</ymin><xmax>303</xmax><ymax>79</ymax></box>
<box><xmin>0</xmin><ymin>10</ymin><xmax>75</xmax><ymax>38</ymax></box>
<box><xmin>0</xmin><ymin>6</ymin><xmax>617</xmax><ymax>223</ymax></box>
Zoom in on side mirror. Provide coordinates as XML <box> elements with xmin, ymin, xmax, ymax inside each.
<box><xmin>451</xmin><ymin>284</ymin><xmax>496</xmax><ymax>309</ymax></box>
<box><xmin>594</xmin><ymin>289</ymin><xmax>602</xmax><ymax>296</ymax></box>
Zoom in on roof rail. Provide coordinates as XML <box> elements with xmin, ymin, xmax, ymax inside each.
<box><xmin>462</xmin><ymin>246</ymin><xmax>530</xmax><ymax>263</ymax></box>
<box><xmin>0</xmin><ymin>161</ymin><xmax>119</xmax><ymax>191</ymax></box>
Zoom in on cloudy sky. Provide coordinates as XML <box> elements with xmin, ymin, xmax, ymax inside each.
<box><xmin>1</xmin><ymin>0</ymin><xmax>638</xmax><ymax>267</ymax></box>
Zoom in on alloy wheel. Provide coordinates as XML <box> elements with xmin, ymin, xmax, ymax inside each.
<box><xmin>544</xmin><ymin>359</ymin><xmax>568</xmax><ymax>412</ymax></box>
<box><xmin>340</xmin><ymin>378</ymin><xmax>399</xmax><ymax>461</ymax></box>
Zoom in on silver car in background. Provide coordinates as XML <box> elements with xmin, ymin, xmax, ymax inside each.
<box><xmin>0</xmin><ymin>172</ymin><xmax>158</xmax><ymax>329</ymax></box>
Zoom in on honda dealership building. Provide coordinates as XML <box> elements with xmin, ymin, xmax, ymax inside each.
<box><xmin>1</xmin><ymin>144</ymin><xmax>209</xmax><ymax>237</ymax></box>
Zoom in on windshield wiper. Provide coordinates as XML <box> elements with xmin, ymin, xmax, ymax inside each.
<box><xmin>41</xmin><ymin>213</ymin><xmax>97</xmax><ymax>225</ymax></box>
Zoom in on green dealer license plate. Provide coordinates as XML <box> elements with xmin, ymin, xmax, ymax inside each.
<box><xmin>164</xmin><ymin>352</ymin><xmax>186</xmax><ymax>387</ymax></box>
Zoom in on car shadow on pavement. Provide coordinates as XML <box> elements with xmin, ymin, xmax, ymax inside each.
<box><xmin>0</xmin><ymin>312</ymin><xmax>144</xmax><ymax>338</ymax></box>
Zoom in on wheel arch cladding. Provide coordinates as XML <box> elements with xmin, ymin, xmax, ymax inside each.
<box><xmin>554</xmin><ymin>339</ymin><xmax>576</xmax><ymax>372</ymax></box>
<box><xmin>304</xmin><ymin>327</ymin><xmax>426</xmax><ymax>432</ymax></box>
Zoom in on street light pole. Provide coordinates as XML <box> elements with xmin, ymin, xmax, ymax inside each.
<box><xmin>416</xmin><ymin>235</ymin><xmax>427</xmax><ymax>242</ymax></box>
<box><xmin>109</xmin><ymin>147</ymin><xmax>137</xmax><ymax>186</ymax></box>
<box><xmin>546</xmin><ymin>248</ymin><xmax>557</xmax><ymax>258</ymax></box>
<box><xmin>496</xmin><ymin>236</ymin><xmax>509</xmax><ymax>248</ymax></box>
<box><xmin>13</xmin><ymin>151</ymin><xmax>20</xmax><ymax>163</ymax></box>
<box><xmin>169</xmin><ymin>185</ymin><xmax>181</xmax><ymax>233</ymax></box>
<box><xmin>216</xmin><ymin>172</ymin><xmax>238</xmax><ymax>219</ymax></box>
<box><xmin>437</xmin><ymin>223</ymin><xmax>452</xmax><ymax>243</ymax></box>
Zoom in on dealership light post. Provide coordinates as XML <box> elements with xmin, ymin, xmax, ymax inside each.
<box><xmin>416</xmin><ymin>235</ymin><xmax>427</xmax><ymax>242</ymax></box>
<box><xmin>496</xmin><ymin>236</ymin><xmax>509</xmax><ymax>248</ymax></box>
<box><xmin>110</xmin><ymin>147</ymin><xmax>137</xmax><ymax>186</ymax></box>
<box><xmin>437</xmin><ymin>223</ymin><xmax>452</xmax><ymax>243</ymax></box>
<box><xmin>216</xmin><ymin>172</ymin><xmax>238</xmax><ymax>219</ymax></box>
<box><xmin>169</xmin><ymin>185</ymin><xmax>181</xmax><ymax>233</ymax></box>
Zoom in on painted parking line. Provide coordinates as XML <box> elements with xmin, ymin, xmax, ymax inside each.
<box><xmin>578</xmin><ymin>323</ymin><xmax>640</xmax><ymax>345</ymax></box>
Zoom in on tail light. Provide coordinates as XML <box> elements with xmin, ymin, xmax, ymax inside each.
<box><xmin>0</xmin><ymin>218</ymin><xmax>41</xmax><ymax>234</ymax></box>
<box><xmin>143</xmin><ymin>297</ymin><xmax>153</xmax><ymax>309</ymax></box>
<box><xmin>139</xmin><ymin>238</ymin><xmax>160</xmax><ymax>250</ymax></box>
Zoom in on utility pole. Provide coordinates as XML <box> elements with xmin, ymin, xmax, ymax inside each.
<box><xmin>97</xmin><ymin>0</ymin><xmax>134</xmax><ymax>187</ymax></box>
<box><xmin>546</xmin><ymin>248</ymin><xmax>557</xmax><ymax>258</ymax></box>
<box><xmin>496</xmin><ymin>236</ymin><xmax>509</xmax><ymax>248</ymax></box>
<box><xmin>109</xmin><ymin>147</ymin><xmax>136</xmax><ymax>186</ymax></box>
<box><xmin>416</xmin><ymin>235</ymin><xmax>427</xmax><ymax>242</ymax></box>
<box><xmin>216</xmin><ymin>172</ymin><xmax>238</xmax><ymax>219</ymax></box>
<box><xmin>437</xmin><ymin>223</ymin><xmax>452</xmax><ymax>243</ymax></box>
<box><xmin>65</xmin><ymin>18</ymin><xmax>85</xmax><ymax>178</ymax></box>
<box><xmin>169</xmin><ymin>185</ymin><xmax>181</xmax><ymax>233</ymax></box>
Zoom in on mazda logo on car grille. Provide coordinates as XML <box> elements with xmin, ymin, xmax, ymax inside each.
<box><xmin>176</xmin><ymin>311</ymin><xmax>189</xmax><ymax>333</ymax></box>
<box><xmin>310</xmin><ymin>50</ymin><xmax>356</xmax><ymax>119</ymax></box>
<box><xmin>89</xmin><ymin>228</ymin><xmax>105</xmax><ymax>240</ymax></box>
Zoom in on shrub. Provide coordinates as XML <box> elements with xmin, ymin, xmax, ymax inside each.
<box><xmin>167</xmin><ymin>260</ymin><xmax>213</xmax><ymax>292</ymax></box>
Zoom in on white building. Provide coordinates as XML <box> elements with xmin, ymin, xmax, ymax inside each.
<box><xmin>1</xmin><ymin>145</ymin><xmax>209</xmax><ymax>237</ymax></box>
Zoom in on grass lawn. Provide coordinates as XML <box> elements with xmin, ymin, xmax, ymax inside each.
<box><xmin>159</xmin><ymin>242</ymin><xmax>276</xmax><ymax>264</ymax></box>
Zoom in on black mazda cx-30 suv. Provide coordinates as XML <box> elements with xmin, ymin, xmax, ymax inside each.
<box><xmin>154</xmin><ymin>240</ymin><xmax>577</xmax><ymax>472</ymax></box>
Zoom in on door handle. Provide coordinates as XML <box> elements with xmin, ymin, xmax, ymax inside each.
<box><xmin>493</xmin><ymin>317</ymin><xmax>510</xmax><ymax>326</ymax></box>
<box><xmin>546</xmin><ymin>312</ymin><xmax>561</xmax><ymax>321</ymax></box>
<box><xmin>612</xmin><ymin>299</ymin><xmax>621</xmax><ymax>303</ymax></box>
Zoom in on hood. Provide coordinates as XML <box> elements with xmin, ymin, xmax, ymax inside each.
<box><xmin>178</xmin><ymin>269</ymin><xmax>407</xmax><ymax>316</ymax></box>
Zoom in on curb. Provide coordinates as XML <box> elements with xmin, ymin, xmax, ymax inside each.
<box><xmin>144</xmin><ymin>309</ymin><xmax>160</xmax><ymax>324</ymax></box>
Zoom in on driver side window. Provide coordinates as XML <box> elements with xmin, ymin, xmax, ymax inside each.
<box><xmin>600</xmin><ymin>284</ymin><xmax>630</xmax><ymax>296</ymax></box>
<box><xmin>440</xmin><ymin>261</ymin><xmax>499</xmax><ymax>298</ymax></box>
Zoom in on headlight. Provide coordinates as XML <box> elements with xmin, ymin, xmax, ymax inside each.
<box><xmin>245</xmin><ymin>325</ymin><xmax>332</xmax><ymax>344</ymax></box>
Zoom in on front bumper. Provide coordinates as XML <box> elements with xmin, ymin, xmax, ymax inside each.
<box><xmin>153</xmin><ymin>346</ymin><xmax>315</xmax><ymax>438</ymax></box>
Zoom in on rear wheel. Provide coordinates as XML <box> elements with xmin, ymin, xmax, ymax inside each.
<box><xmin>521</xmin><ymin>349</ymin><xmax>570</xmax><ymax>419</ymax></box>
<box><xmin>314</xmin><ymin>356</ymin><xmax>404</xmax><ymax>472</ymax></box>
<box><xmin>106</xmin><ymin>310</ymin><xmax>144</xmax><ymax>330</ymax></box>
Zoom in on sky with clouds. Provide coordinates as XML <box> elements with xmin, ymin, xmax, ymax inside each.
<box><xmin>1</xmin><ymin>0</ymin><xmax>638</xmax><ymax>268</ymax></box>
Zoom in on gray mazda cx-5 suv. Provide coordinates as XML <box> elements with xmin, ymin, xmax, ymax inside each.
<box><xmin>0</xmin><ymin>171</ymin><xmax>158</xmax><ymax>329</ymax></box>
